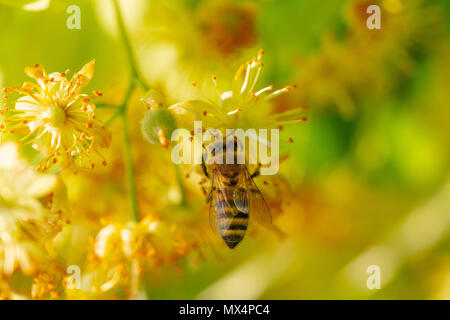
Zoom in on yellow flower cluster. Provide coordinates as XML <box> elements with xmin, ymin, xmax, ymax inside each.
<box><xmin>0</xmin><ymin>143</ymin><xmax>68</xmax><ymax>299</ymax></box>
<box><xmin>65</xmin><ymin>216</ymin><xmax>203</xmax><ymax>299</ymax></box>
<box><xmin>169</xmin><ymin>50</ymin><xmax>307</xmax><ymax>133</ymax></box>
<box><xmin>0</xmin><ymin>61</ymin><xmax>111</xmax><ymax>299</ymax></box>
<box><xmin>1</xmin><ymin>61</ymin><xmax>111</xmax><ymax>171</ymax></box>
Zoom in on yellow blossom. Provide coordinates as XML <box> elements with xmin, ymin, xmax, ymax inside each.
<box><xmin>66</xmin><ymin>216</ymin><xmax>202</xmax><ymax>298</ymax></box>
<box><xmin>1</xmin><ymin>60</ymin><xmax>111</xmax><ymax>171</ymax></box>
<box><xmin>0</xmin><ymin>142</ymin><xmax>67</xmax><ymax>298</ymax></box>
<box><xmin>169</xmin><ymin>50</ymin><xmax>307</xmax><ymax>133</ymax></box>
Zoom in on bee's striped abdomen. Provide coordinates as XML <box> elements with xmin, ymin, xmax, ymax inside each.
<box><xmin>217</xmin><ymin>211</ymin><xmax>249</xmax><ymax>249</ymax></box>
<box><xmin>215</xmin><ymin>185</ymin><xmax>249</xmax><ymax>249</ymax></box>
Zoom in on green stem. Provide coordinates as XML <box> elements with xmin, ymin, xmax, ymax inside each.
<box><xmin>105</xmin><ymin>107</ymin><xmax>122</xmax><ymax>126</ymax></box>
<box><xmin>112</xmin><ymin>0</ymin><xmax>149</xmax><ymax>91</ymax></box>
<box><xmin>110</xmin><ymin>0</ymin><xmax>188</xmax><ymax>299</ymax></box>
<box><xmin>112</xmin><ymin>2</ymin><xmax>140</xmax><ymax>222</ymax></box>
<box><xmin>111</xmin><ymin>0</ymin><xmax>186</xmax><ymax>225</ymax></box>
<box><xmin>122</xmin><ymin>105</ymin><xmax>140</xmax><ymax>222</ymax></box>
<box><xmin>96</xmin><ymin>103</ymin><xmax>120</xmax><ymax>109</ymax></box>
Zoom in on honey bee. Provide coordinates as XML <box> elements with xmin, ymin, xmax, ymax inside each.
<box><xmin>202</xmin><ymin>136</ymin><xmax>272</xmax><ymax>249</ymax></box>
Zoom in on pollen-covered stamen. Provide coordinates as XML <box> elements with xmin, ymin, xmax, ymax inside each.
<box><xmin>211</xmin><ymin>75</ymin><xmax>222</xmax><ymax>98</ymax></box>
<box><xmin>253</xmin><ymin>84</ymin><xmax>274</xmax><ymax>98</ymax></box>
<box><xmin>246</xmin><ymin>62</ymin><xmax>263</xmax><ymax>99</ymax></box>
<box><xmin>227</xmin><ymin>107</ymin><xmax>242</xmax><ymax>115</ymax></box>
<box><xmin>240</xmin><ymin>53</ymin><xmax>264</xmax><ymax>99</ymax></box>
<box><xmin>240</xmin><ymin>62</ymin><xmax>252</xmax><ymax>96</ymax></box>
<box><xmin>258</xmin><ymin>48</ymin><xmax>264</xmax><ymax>56</ymax></box>
<box><xmin>263</xmin><ymin>85</ymin><xmax>293</xmax><ymax>101</ymax></box>
<box><xmin>93</xmin><ymin>90</ymin><xmax>103</xmax><ymax>97</ymax></box>
<box><xmin>3</xmin><ymin>87</ymin><xmax>48</xmax><ymax>106</ymax></box>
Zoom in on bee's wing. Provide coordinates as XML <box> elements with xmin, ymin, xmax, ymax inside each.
<box><xmin>231</xmin><ymin>171</ymin><xmax>249</xmax><ymax>214</ymax></box>
<box><xmin>244</xmin><ymin>167</ymin><xmax>272</xmax><ymax>227</ymax></box>
<box><xmin>208</xmin><ymin>171</ymin><xmax>234</xmax><ymax>233</ymax></box>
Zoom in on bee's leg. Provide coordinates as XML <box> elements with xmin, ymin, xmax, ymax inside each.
<box><xmin>251</xmin><ymin>163</ymin><xmax>261</xmax><ymax>178</ymax></box>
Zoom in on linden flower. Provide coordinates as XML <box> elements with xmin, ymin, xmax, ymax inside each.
<box><xmin>73</xmin><ymin>216</ymin><xmax>199</xmax><ymax>297</ymax></box>
<box><xmin>169</xmin><ymin>50</ymin><xmax>307</xmax><ymax>133</ymax></box>
<box><xmin>0</xmin><ymin>143</ymin><xmax>67</xmax><ymax>298</ymax></box>
<box><xmin>1</xmin><ymin>60</ymin><xmax>111</xmax><ymax>171</ymax></box>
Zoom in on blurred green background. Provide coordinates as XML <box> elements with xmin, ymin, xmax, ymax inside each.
<box><xmin>1</xmin><ymin>0</ymin><xmax>449</xmax><ymax>299</ymax></box>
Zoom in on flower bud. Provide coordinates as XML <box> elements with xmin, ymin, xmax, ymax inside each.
<box><xmin>141</xmin><ymin>108</ymin><xmax>177</xmax><ymax>148</ymax></box>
